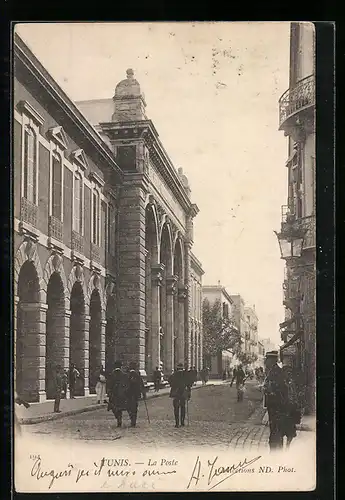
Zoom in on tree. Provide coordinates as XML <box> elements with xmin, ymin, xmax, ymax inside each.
<box><xmin>237</xmin><ymin>352</ymin><xmax>258</xmax><ymax>366</ymax></box>
<box><xmin>202</xmin><ymin>298</ymin><xmax>243</xmax><ymax>358</ymax></box>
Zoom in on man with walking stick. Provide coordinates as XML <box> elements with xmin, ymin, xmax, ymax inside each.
<box><xmin>169</xmin><ymin>363</ymin><xmax>190</xmax><ymax>428</ymax></box>
<box><xmin>126</xmin><ymin>361</ymin><xmax>147</xmax><ymax>428</ymax></box>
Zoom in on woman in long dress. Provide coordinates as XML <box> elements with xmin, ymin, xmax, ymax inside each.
<box><xmin>95</xmin><ymin>365</ymin><xmax>107</xmax><ymax>404</ymax></box>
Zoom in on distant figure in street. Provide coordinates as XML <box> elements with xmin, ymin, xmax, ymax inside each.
<box><xmin>54</xmin><ymin>365</ymin><xmax>63</xmax><ymax>413</ymax></box>
<box><xmin>127</xmin><ymin>361</ymin><xmax>146</xmax><ymax>427</ymax></box>
<box><xmin>169</xmin><ymin>363</ymin><xmax>190</xmax><ymax>427</ymax></box>
<box><xmin>153</xmin><ymin>366</ymin><xmax>162</xmax><ymax>393</ymax></box>
<box><xmin>68</xmin><ymin>363</ymin><xmax>80</xmax><ymax>399</ymax></box>
<box><xmin>230</xmin><ymin>364</ymin><xmax>247</xmax><ymax>402</ymax></box>
<box><xmin>95</xmin><ymin>365</ymin><xmax>107</xmax><ymax>404</ymax></box>
<box><xmin>222</xmin><ymin>370</ymin><xmax>227</xmax><ymax>381</ymax></box>
<box><xmin>281</xmin><ymin>365</ymin><xmax>302</xmax><ymax>449</ymax></box>
<box><xmin>263</xmin><ymin>351</ymin><xmax>287</xmax><ymax>451</ymax></box>
<box><xmin>107</xmin><ymin>361</ymin><xmax>129</xmax><ymax>428</ymax></box>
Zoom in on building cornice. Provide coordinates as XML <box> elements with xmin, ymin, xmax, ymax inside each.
<box><xmin>14</xmin><ymin>33</ymin><xmax>123</xmax><ymax>182</ymax></box>
<box><xmin>190</xmin><ymin>252</ymin><xmax>205</xmax><ymax>276</ymax></box>
<box><xmin>100</xmin><ymin>119</ymin><xmax>199</xmax><ymax>216</ymax></box>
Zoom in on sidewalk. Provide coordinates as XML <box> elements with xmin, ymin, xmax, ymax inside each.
<box><xmin>17</xmin><ymin>380</ymin><xmax>222</xmax><ymax>425</ymax></box>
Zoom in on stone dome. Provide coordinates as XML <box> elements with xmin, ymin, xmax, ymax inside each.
<box><xmin>114</xmin><ymin>69</ymin><xmax>141</xmax><ymax>98</ymax></box>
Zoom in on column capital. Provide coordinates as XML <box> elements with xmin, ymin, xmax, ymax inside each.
<box><xmin>19</xmin><ymin>302</ymin><xmax>48</xmax><ymax>312</ymax></box>
<box><xmin>166</xmin><ymin>275</ymin><xmax>178</xmax><ymax>295</ymax></box>
<box><xmin>178</xmin><ymin>284</ymin><xmax>188</xmax><ymax>301</ymax></box>
<box><xmin>151</xmin><ymin>263</ymin><xmax>165</xmax><ymax>287</ymax></box>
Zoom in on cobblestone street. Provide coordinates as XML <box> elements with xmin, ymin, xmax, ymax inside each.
<box><xmin>23</xmin><ymin>381</ymin><xmax>270</xmax><ymax>451</ymax></box>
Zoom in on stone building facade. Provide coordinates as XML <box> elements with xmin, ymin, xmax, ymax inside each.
<box><xmin>202</xmin><ymin>284</ymin><xmax>236</xmax><ymax>378</ymax></box>
<box><xmin>244</xmin><ymin>306</ymin><xmax>259</xmax><ymax>358</ymax></box>
<box><xmin>14</xmin><ymin>34</ymin><xmax>203</xmax><ymax>402</ymax></box>
<box><xmin>189</xmin><ymin>254</ymin><xmax>204</xmax><ymax>371</ymax></box>
<box><xmin>276</xmin><ymin>22</ymin><xmax>315</xmax><ymax>414</ymax></box>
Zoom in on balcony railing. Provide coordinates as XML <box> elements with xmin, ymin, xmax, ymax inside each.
<box><xmin>279</xmin><ymin>75</ymin><xmax>315</xmax><ymax>129</ymax></box>
<box><xmin>20</xmin><ymin>197</ymin><xmax>38</xmax><ymax>227</ymax></box>
<box><xmin>91</xmin><ymin>243</ymin><xmax>101</xmax><ymax>263</ymax></box>
<box><xmin>280</xmin><ymin>208</ymin><xmax>315</xmax><ymax>250</ymax></box>
<box><xmin>283</xmin><ymin>277</ymin><xmax>301</xmax><ymax>305</ymax></box>
<box><xmin>71</xmin><ymin>230</ymin><xmax>84</xmax><ymax>255</ymax></box>
<box><xmin>48</xmin><ymin>215</ymin><xmax>63</xmax><ymax>242</ymax></box>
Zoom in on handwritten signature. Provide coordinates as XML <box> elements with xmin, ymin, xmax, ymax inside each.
<box><xmin>187</xmin><ymin>455</ymin><xmax>262</xmax><ymax>491</ymax></box>
<box><xmin>30</xmin><ymin>457</ymin><xmax>74</xmax><ymax>490</ymax></box>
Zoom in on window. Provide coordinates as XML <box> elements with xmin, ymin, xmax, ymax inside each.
<box><xmin>73</xmin><ymin>172</ymin><xmax>83</xmax><ymax>233</ymax></box>
<box><xmin>92</xmin><ymin>189</ymin><xmax>100</xmax><ymax>245</ymax></box>
<box><xmin>106</xmin><ymin>202</ymin><xmax>116</xmax><ymax>255</ymax></box>
<box><xmin>52</xmin><ymin>152</ymin><xmax>62</xmax><ymax>220</ymax></box>
<box><xmin>23</xmin><ymin>126</ymin><xmax>37</xmax><ymax>203</ymax></box>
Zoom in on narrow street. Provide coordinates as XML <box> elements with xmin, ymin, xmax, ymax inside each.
<box><xmin>22</xmin><ymin>381</ymin><xmax>270</xmax><ymax>451</ymax></box>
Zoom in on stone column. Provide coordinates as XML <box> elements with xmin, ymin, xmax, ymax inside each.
<box><xmin>178</xmin><ymin>285</ymin><xmax>188</xmax><ymax>366</ymax></box>
<box><xmin>150</xmin><ymin>264</ymin><xmax>164</xmax><ymax>375</ymax></box>
<box><xmin>100</xmin><ymin>315</ymin><xmax>106</xmax><ymax>369</ymax></box>
<box><xmin>184</xmin><ymin>241</ymin><xmax>193</xmax><ymax>368</ymax></box>
<box><xmin>18</xmin><ymin>302</ymin><xmax>48</xmax><ymax>402</ymax></box>
<box><xmin>117</xmin><ymin>179</ymin><xmax>147</xmax><ymax>368</ymax></box>
<box><xmin>165</xmin><ymin>275</ymin><xmax>177</xmax><ymax>374</ymax></box>
<box><xmin>83</xmin><ymin>314</ymin><xmax>91</xmax><ymax>396</ymax></box>
<box><xmin>14</xmin><ymin>296</ymin><xmax>19</xmax><ymax>390</ymax></box>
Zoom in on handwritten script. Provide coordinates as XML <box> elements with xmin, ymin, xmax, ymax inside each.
<box><xmin>187</xmin><ymin>455</ymin><xmax>262</xmax><ymax>491</ymax></box>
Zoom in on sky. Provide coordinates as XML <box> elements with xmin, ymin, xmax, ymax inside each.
<box><xmin>15</xmin><ymin>22</ymin><xmax>290</xmax><ymax>347</ymax></box>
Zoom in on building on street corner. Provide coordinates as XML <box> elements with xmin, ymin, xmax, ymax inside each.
<box><xmin>189</xmin><ymin>254</ymin><xmax>204</xmax><ymax>371</ymax></box>
<box><xmin>14</xmin><ymin>34</ymin><xmax>203</xmax><ymax>402</ymax></box>
<box><xmin>274</xmin><ymin>22</ymin><xmax>316</xmax><ymax>414</ymax></box>
<box><xmin>244</xmin><ymin>305</ymin><xmax>259</xmax><ymax>359</ymax></box>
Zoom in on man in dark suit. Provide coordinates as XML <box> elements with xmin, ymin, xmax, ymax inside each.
<box><xmin>127</xmin><ymin>361</ymin><xmax>146</xmax><ymax>427</ymax></box>
<box><xmin>169</xmin><ymin>363</ymin><xmax>190</xmax><ymax>428</ymax></box>
<box><xmin>263</xmin><ymin>351</ymin><xmax>287</xmax><ymax>450</ymax></box>
<box><xmin>107</xmin><ymin>360</ymin><xmax>129</xmax><ymax>428</ymax></box>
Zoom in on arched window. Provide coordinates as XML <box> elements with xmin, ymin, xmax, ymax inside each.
<box><xmin>73</xmin><ymin>172</ymin><xmax>83</xmax><ymax>234</ymax></box>
<box><xmin>52</xmin><ymin>152</ymin><xmax>62</xmax><ymax>220</ymax></box>
<box><xmin>92</xmin><ymin>189</ymin><xmax>100</xmax><ymax>245</ymax></box>
<box><xmin>23</xmin><ymin>126</ymin><xmax>37</xmax><ymax>204</ymax></box>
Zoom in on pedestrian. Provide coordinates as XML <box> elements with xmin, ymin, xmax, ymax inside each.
<box><xmin>68</xmin><ymin>363</ymin><xmax>80</xmax><ymax>399</ymax></box>
<box><xmin>127</xmin><ymin>361</ymin><xmax>147</xmax><ymax>427</ymax></box>
<box><xmin>200</xmin><ymin>367</ymin><xmax>206</xmax><ymax>385</ymax></box>
<box><xmin>53</xmin><ymin>364</ymin><xmax>63</xmax><ymax>413</ymax></box>
<box><xmin>153</xmin><ymin>366</ymin><xmax>162</xmax><ymax>393</ymax></box>
<box><xmin>263</xmin><ymin>350</ymin><xmax>287</xmax><ymax>451</ymax></box>
<box><xmin>230</xmin><ymin>364</ymin><xmax>247</xmax><ymax>402</ymax></box>
<box><xmin>95</xmin><ymin>365</ymin><xmax>107</xmax><ymax>404</ymax></box>
<box><xmin>107</xmin><ymin>360</ymin><xmax>129</xmax><ymax>428</ymax></box>
<box><xmin>222</xmin><ymin>370</ymin><xmax>227</xmax><ymax>381</ymax></box>
<box><xmin>169</xmin><ymin>362</ymin><xmax>190</xmax><ymax>428</ymax></box>
<box><xmin>281</xmin><ymin>365</ymin><xmax>302</xmax><ymax>449</ymax></box>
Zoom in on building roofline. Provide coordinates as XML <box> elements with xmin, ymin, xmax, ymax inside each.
<box><xmin>190</xmin><ymin>252</ymin><xmax>204</xmax><ymax>275</ymax></box>
<box><xmin>14</xmin><ymin>33</ymin><xmax>123</xmax><ymax>181</ymax></box>
<box><xmin>202</xmin><ymin>285</ymin><xmax>234</xmax><ymax>304</ymax></box>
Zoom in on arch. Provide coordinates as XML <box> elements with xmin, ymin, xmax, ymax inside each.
<box><xmin>69</xmin><ymin>281</ymin><xmax>86</xmax><ymax>396</ymax></box>
<box><xmin>45</xmin><ymin>271</ymin><xmax>65</xmax><ymax>399</ymax></box>
<box><xmin>67</xmin><ymin>264</ymin><xmax>87</xmax><ymax>303</ymax></box>
<box><xmin>16</xmin><ymin>260</ymin><xmax>41</xmax><ymax>402</ymax></box>
<box><xmin>105</xmin><ymin>292</ymin><xmax>117</xmax><ymax>374</ymax></box>
<box><xmin>173</xmin><ymin>236</ymin><xmax>185</xmax><ymax>283</ymax></box>
<box><xmin>89</xmin><ymin>288</ymin><xmax>102</xmax><ymax>393</ymax></box>
<box><xmin>145</xmin><ymin>202</ymin><xmax>159</xmax><ymax>262</ymax></box>
<box><xmin>160</xmin><ymin>222</ymin><xmax>173</xmax><ymax>276</ymax></box>
<box><xmin>86</xmin><ymin>273</ymin><xmax>106</xmax><ymax>314</ymax></box>
<box><xmin>43</xmin><ymin>253</ymin><xmax>68</xmax><ymax>308</ymax></box>
<box><xmin>14</xmin><ymin>240</ymin><xmax>45</xmax><ymax>303</ymax></box>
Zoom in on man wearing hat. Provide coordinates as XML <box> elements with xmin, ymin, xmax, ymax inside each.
<box><xmin>263</xmin><ymin>350</ymin><xmax>287</xmax><ymax>450</ymax></box>
<box><xmin>107</xmin><ymin>361</ymin><xmax>129</xmax><ymax>428</ymax></box>
<box><xmin>126</xmin><ymin>361</ymin><xmax>147</xmax><ymax>428</ymax></box>
<box><xmin>169</xmin><ymin>363</ymin><xmax>190</xmax><ymax>428</ymax></box>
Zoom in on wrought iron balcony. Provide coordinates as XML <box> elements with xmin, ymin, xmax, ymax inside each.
<box><xmin>280</xmin><ymin>207</ymin><xmax>315</xmax><ymax>250</ymax></box>
<box><xmin>48</xmin><ymin>215</ymin><xmax>63</xmax><ymax>242</ymax></box>
<box><xmin>91</xmin><ymin>242</ymin><xmax>101</xmax><ymax>263</ymax></box>
<box><xmin>283</xmin><ymin>277</ymin><xmax>301</xmax><ymax>309</ymax></box>
<box><xmin>279</xmin><ymin>75</ymin><xmax>315</xmax><ymax>130</ymax></box>
<box><xmin>71</xmin><ymin>230</ymin><xmax>84</xmax><ymax>255</ymax></box>
<box><xmin>20</xmin><ymin>197</ymin><xmax>38</xmax><ymax>227</ymax></box>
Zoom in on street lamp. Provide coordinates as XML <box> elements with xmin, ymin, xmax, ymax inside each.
<box><xmin>274</xmin><ymin>230</ymin><xmax>306</xmax><ymax>259</ymax></box>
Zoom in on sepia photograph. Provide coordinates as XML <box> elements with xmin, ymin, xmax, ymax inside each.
<box><xmin>13</xmin><ymin>21</ymin><xmax>317</xmax><ymax>492</ymax></box>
